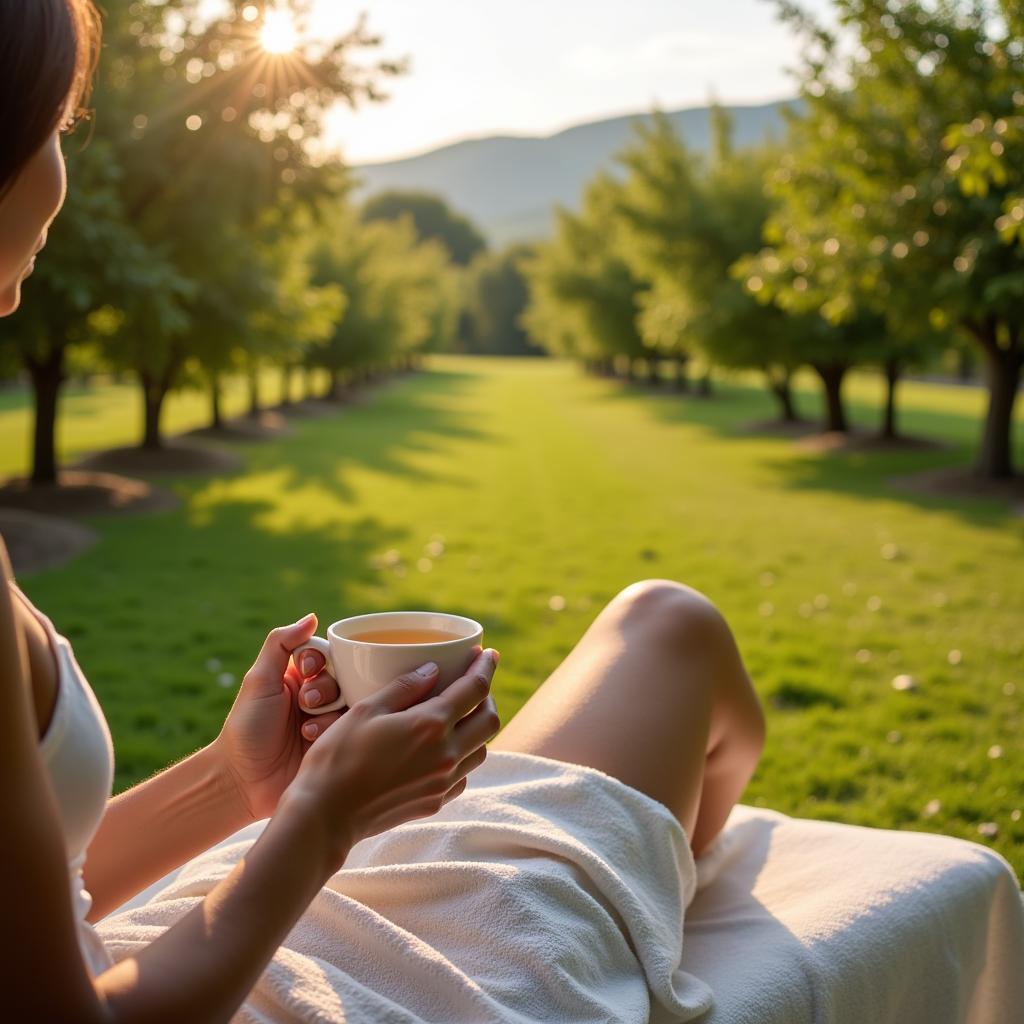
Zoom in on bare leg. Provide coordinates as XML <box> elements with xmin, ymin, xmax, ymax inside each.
<box><xmin>491</xmin><ymin>580</ymin><xmax>766</xmax><ymax>857</ymax></box>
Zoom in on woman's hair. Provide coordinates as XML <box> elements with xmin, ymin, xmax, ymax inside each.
<box><xmin>0</xmin><ymin>0</ymin><xmax>102</xmax><ymax>195</ymax></box>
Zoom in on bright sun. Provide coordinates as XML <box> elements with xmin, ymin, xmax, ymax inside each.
<box><xmin>260</xmin><ymin>9</ymin><xmax>298</xmax><ymax>55</ymax></box>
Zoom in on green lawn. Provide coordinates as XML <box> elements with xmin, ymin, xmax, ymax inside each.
<box><xmin>4</xmin><ymin>356</ymin><xmax>1023</xmax><ymax>877</ymax></box>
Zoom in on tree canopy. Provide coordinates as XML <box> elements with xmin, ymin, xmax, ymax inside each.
<box><xmin>361</xmin><ymin>191</ymin><xmax>488</xmax><ymax>265</ymax></box>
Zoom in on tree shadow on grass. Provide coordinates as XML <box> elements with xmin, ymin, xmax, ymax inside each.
<box><xmin>755</xmin><ymin>446</ymin><xmax>1021</xmax><ymax>530</ymax></box>
<box><xmin>179</xmin><ymin>366</ymin><xmax>498</xmax><ymax>509</ymax></box>
<box><xmin>601</xmin><ymin>375</ymin><xmax>999</xmax><ymax>446</ymax></box>
<box><xmin>599</xmin><ymin>376</ymin><xmax>1022</xmax><ymax>529</ymax></box>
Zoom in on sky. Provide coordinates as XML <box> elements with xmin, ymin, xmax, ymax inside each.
<box><xmin>303</xmin><ymin>0</ymin><xmax>835</xmax><ymax>165</ymax></box>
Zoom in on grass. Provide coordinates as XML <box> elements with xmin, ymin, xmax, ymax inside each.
<box><xmin>0</xmin><ymin>368</ymin><xmax>327</xmax><ymax>478</ymax></box>
<box><xmin>3</xmin><ymin>356</ymin><xmax>1022</xmax><ymax>878</ymax></box>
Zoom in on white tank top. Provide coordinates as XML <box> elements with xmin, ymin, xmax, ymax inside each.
<box><xmin>12</xmin><ymin>584</ymin><xmax>116</xmax><ymax>977</ymax></box>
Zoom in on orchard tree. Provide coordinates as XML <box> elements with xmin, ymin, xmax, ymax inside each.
<box><xmin>1</xmin><ymin>0</ymin><xmax>405</xmax><ymax>464</ymax></box>
<box><xmin>101</xmin><ymin>1</ymin><xmax>402</xmax><ymax>447</ymax></box>
<box><xmin>522</xmin><ymin>174</ymin><xmax>647</xmax><ymax>376</ymax></box>
<box><xmin>611</xmin><ymin>114</ymin><xmax>709</xmax><ymax>387</ymax></box>
<box><xmin>361</xmin><ymin>191</ymin><xmax>487</xmax><ymax>266</ymax></box>
<box><xmin>310</xmin><ymin>202</ymin><xmax>457</xmax><ymax>394</ymax></box>
<box><xmin>462</xmin><ymin>245</ymin><xmax>542</xmax><ymax>356</ymax></box>
<box><xmin>751</xmin><ymin>0</ymin><xmax>1024</xmax><ymax>473</ymax></box>
<box><xmin>614</xmin><ymin>111</ymin><xmax>813</xmax><ymax>412</ymax></box>
<box><xmin>1</xmin><ymin>140</ymin><xmax>188</xmax><ymax>477</ymax></box>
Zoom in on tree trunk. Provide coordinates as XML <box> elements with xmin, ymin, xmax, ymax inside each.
<box><xmin>140</xmin><ymin>372</ymin><xmax>167</xmax><ymax>450</ymax></box>
<box><xmin>327</xmin><ymin>367</ymin><xmax>340</xmax><ymax>401</ymax></box>
<box><xmin>647</xmin><ymin>357</ymin><xmax>660</xmax><ymax>386</ymax></box>
<box><xmin>673</xmin><ymin>354</ymin><xmax>689</xmax><ymax>392</ymax></box>
<box><xmin>957</xmin><ymin>347</ymin><xmax>974</xmax><ymax>383</ymax></box>
<box><xmin>304</xmin><ymin>366</ymin><xmax>316</xmax><ymax>400</ymax></box>
<box><xmin>248</xmin><ymin>366</ymin><xmax>261</xmax><ymax>418</ymax></box>
<box><xmin>26</xmin><ymin>347</ymin><xmax>65</xmax><ymax>485</ymax></box>
<box><xmin>210</xmin><ymin>372</ymin><xmax>223</xmax><ymax>430</ymax></box>
<box><xmin>697</xmin><ymin>370</ymin><xmax>713</xmax><ymax>397</ymax></box>
<box><xmin>811</xmin><ymin>362</ymin><xmax>849</xmax><ymax>432</ymax></box>
<box><xmin>281</xmin><ymin>364</ymin><xmax>294</xmax><ymax>407</ymax></box>
<box><xmin>625</xmin><ymin>358</ymin><xmax>637</xmax><ymax>382</ymax></box>
<box><xmin>880</xmin><ymin>358</ymin><xmax>900</xmax><ymax>440</ymax></box>
<box><xmin>975</xmin><ymin>340</ymin><xmax>1022</xmax><ymax>479</ymax></box>
<box><xmin>764</xmin><ymin>366</ymin><xmax>798</xmax><ymax>422</ymax></box>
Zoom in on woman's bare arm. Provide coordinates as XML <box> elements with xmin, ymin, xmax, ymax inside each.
<box><xmin>0</xmin><ymin>595</ymin><xmax>342</xmax><ymax>1022</ymax></box>
<box><xmin>84</xmin><ymin>743</ymin><xmax>253</xmax><ymax>923</ymax></box>
<box><xmin>3</xmin><ymin>537</ymin><xmax>497</xmax><ymax>1023</ymax></box>
<box><xmin>95</xmin><ymin>796</ymin><xmax>340</xmax><ymax>1023</ymax></box>
<box><xmin>0</xmin><ymin>544</ymin><xmax>344</xmax><ymax>1023</ymax></box>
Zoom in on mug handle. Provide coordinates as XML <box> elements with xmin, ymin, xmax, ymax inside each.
<box><xmin>291</xmin><ymin>636</ymin><xmax>347</xmax><ymax>715</ymax></box>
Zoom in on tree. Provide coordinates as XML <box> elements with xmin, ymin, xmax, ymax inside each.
<box><xmin>243</xmin><ymin>204</ymin><xmax>346</xmax><ymax>416</ymax></box>
<box><xmin>361</xmin><ymin>191</ymin><xmax>487</xmax><ymax>265</ymax></box>
<box><xmin>522</xmin><ymin>174</ymin><xmax>647</xmax><ymax>375</ymax></box>
<box><xmin>103</xmin><ymin>2</ymin><xmax>401</xmax><ymax>447</ymax></box>
<box><xmin>461</xmin><ymin>245</ymin><xmax>543</xmax><ymax>355</ymax></box>
<box><xmin>752</xmin><ymin>0</ymin><xmax>1024</xmax><ymax>473</ymax></box>
<box><xmin>310</xmin><ymin>202</ymin><xmax>458</xmax><ymax>393</ymax></box>
<box><xmin>1</xmin><ymin>0</ymin><xmax>404</xmax><ymax>466</ymax></box>
<box><xmin>1</xmin><ymin>140</ymin><xmax>188</xmax><ymax>477</ymax></box>
<box><xmin>611</xmin><ymin>110</ymin><xmax>822</xmax><ymax>421</ymax></box>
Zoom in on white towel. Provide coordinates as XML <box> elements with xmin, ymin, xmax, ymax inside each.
<box><xmin>684</xmin><ymin>805</ymin><xmax>1024</xmax><ymax>1023</ymax></box>
<box><xmin>97</xmin><ymin>751</ymin><xmax>714</xmax><ymax>1023</ymax></box>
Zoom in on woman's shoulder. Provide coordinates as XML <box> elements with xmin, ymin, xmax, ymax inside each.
<box><xmin>1</xmin><ymin>539</ymin><xmax>21</xmax><ymax>650</ymax></box>
<box><xmin>0</xmin><ymin>547</ymin><xmax>59</xmax><ymax>741</ymax></box>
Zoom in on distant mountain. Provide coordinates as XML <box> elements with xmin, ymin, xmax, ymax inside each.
<box><xmin>352</xmin><ymin>100</ymin><xmax>795</xmax><ymax>246</ymax></box>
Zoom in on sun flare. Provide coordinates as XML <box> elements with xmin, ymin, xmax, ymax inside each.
<box><xmin>260</xmin><ymin>9</ymin><xmax>298</xmax><ymax>55</ymax></box>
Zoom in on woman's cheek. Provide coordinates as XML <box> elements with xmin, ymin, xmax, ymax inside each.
<box><xmin>0</xmin><ymin>134</ymin><xmax>67</xmax><ymax>315</ymax></box>
<box><xmin>40</xmin><ymin>134</ymin><xmax>68</xmax><ymax>224</ymax></box>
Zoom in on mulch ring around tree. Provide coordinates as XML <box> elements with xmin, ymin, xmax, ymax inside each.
<box><xmin>0</xmin><ymin>469</ymin><xmax>182</xmax><ymax>574</ymax></box>
<box><xmin>794</xmin><ymin>430</ymin><xmax>950</xmax><ymax>455</ymax></box>
<box><xmin>278</xmin><ymin>398</ymin><xmax>344</xmax><ymax>418</ymax></box>
<box><xmin>187</xmin><ymin>409</ymin><xmax>293</xmax><ymax>441</ymax></box>
<box><xmin>0</xmin><ymin>470</ymin><xmax>180</xmax><ymax>518</ymax></box>
<box><xmin>72</xmin><ymin>440</ymin><xmax>242</xmax><ymax>475</ymax></box>
<box><xmin>889</xmin><ymin>466</ymin><xmax>1024</xmax><ymax>515</ymax></box>
<box><xmin>738</xmin><ymin>418</ymin><xmax>822</xmax><ymax>438</ymax></box>
<box><xmin>0</xmin><ymin>508</ymin><xmax>99</xmax><ymax>575</ymax></box>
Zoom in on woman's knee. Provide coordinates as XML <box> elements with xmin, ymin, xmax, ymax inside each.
<box><xmin>612</xmin><ymin>579</ymin><xmax>766</xmax><ymax>751</ymax></box>
<box><xmin>612</xmin><ymin>578</ymin><xmax>729</xmax><ymax>651</ymax></box>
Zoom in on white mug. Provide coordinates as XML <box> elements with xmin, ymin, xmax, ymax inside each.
<box><xmin>292</xmin><ymin>610</ymin><xmax>484</xmax><ymax>714</ymax></box>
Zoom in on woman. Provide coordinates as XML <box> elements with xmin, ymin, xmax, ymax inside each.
<box><xmin>0</xmin><ymin>3</ymin><xmax>766</xmax><ymax>1021</ymax></box>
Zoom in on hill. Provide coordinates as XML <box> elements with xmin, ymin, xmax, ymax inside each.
<box><xmin>352</xmin><ymin>100</ymin><xmax>794</xmax><ymax>245</ymax></box>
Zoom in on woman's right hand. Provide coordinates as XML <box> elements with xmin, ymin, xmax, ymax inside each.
<box><xmin>280</xmin><ymin>648</ymin><xmax>501</xmax><ymax>875</ymax></box>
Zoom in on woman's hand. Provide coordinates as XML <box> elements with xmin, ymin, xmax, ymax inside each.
<box><xmin>213</xmin><ymin>614</ymin><xmax>346</xmax><ymax>823</ymax></box>
<box><xmin>281</xmin><ymin>647</ymin><xmax>501</xmax><ymax>874</ymax></box>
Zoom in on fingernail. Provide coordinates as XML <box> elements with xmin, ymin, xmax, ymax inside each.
<box><xmin>305</xmin><ymin>688</ymin><xmax>322</xmax><ymax>707</ymax></box>
<box><xmin>302</xmin><ymin>722</ymin><xmax>318</xmax><ymax>740</ymax></box>
<box><xmin>415</xmin><ymin>661</ymin><xmax>438</xmax><ymax>677</ymax></box>
<box><xmin>300</xmin><ymin>653</ymin><xmax>317</xmax><ymax>676</ymax></box>
<box><xmin>292</xmin><ymin>612</ymin><xmax>314</xmax><ymax>628</ymax></box>
<box><xmin>490</xmin><ymin>649</ymin><xmax>500</xmax><ymax>665</ymax></box>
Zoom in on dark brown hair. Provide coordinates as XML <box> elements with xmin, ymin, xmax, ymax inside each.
<box><xmin>0</xmin><ymin>0</ymin><xmax>102</xmax><ymax>196</ymax></box>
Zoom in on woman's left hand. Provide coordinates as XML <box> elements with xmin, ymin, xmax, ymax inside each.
<box><xmin>213</xmin><ymin>613</ymin><xmax>343</xmax><ymax>822</ymax></box>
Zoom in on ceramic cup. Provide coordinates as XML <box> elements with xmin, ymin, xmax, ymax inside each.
<box><xmin>291</xmin><ymin>610</ymin><xmax>484</xmax><ymax>713</ymax></box>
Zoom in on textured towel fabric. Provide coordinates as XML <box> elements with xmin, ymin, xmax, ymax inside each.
<box><xmin>97</xmin><ymin>750</ymin><xmax>714</xmax><ymax>1023</ymax></box>
<box><xmin>685</xmin><ymin>805</ymin><xmax>1024</xmax><ymax>1024</ymax></box>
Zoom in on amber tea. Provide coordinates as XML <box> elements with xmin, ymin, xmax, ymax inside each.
<box><xmin>345</xmin><ymin>628</ymin><xmax>463</xmax><ymax>645</ymax></box>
